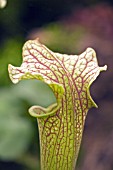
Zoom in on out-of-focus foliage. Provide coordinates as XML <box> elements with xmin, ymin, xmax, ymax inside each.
<box><xmin>28</xmin><ymin>24</ymin><xmax>86</xmax><ymax>53</ymax></box>
<box><xmin>29</xmin><ymin>3</ymin><xmax>113</xmax><ymax>58</ymax></box>
<box><xmin>0</xmin><ymin>0</ymin><xmax>76</xmax><ymax>41</ymax></box>
<box><xmin>0</xmin><ymin>84</ymin><xmax>33</xmax><ymax>160</ymax></box>
<box><xmin>0</xmin><ymin>80</ymin><xmax>55</xmax><ymax>169</ymax></box>
<box><xmin>0</xmin><ymin>38</ymin><xmax>23</xmax><ymax>86</ymax></box>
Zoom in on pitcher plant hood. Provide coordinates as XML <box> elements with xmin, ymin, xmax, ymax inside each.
<box><xmin>8</xmin><ymin>38</ymin><xmax>107</xmax><ymax>170</ymax></box>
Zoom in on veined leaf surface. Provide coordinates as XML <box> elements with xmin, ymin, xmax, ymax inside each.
<box><xmin>8</xmin><ymin>39</ymin><xmax>107</xmax><ymax>170</ymax></box>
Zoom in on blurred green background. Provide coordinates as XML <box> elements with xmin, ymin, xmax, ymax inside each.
<box><xmin>0</xmin><ymin>0</ymin><xmax>113</xmax><ymax>170</ymax></box>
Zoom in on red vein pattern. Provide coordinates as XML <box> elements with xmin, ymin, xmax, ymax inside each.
<box><xmin>8</xmin><ymin>38</ymin><xmax>107</xmax><ymax>170</ymax></box>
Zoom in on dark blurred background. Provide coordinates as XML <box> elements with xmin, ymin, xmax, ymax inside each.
<box><xmin>0</xmin><ymin>0</ymin><xmax>113</xmax><ymax>170</ymax></box>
